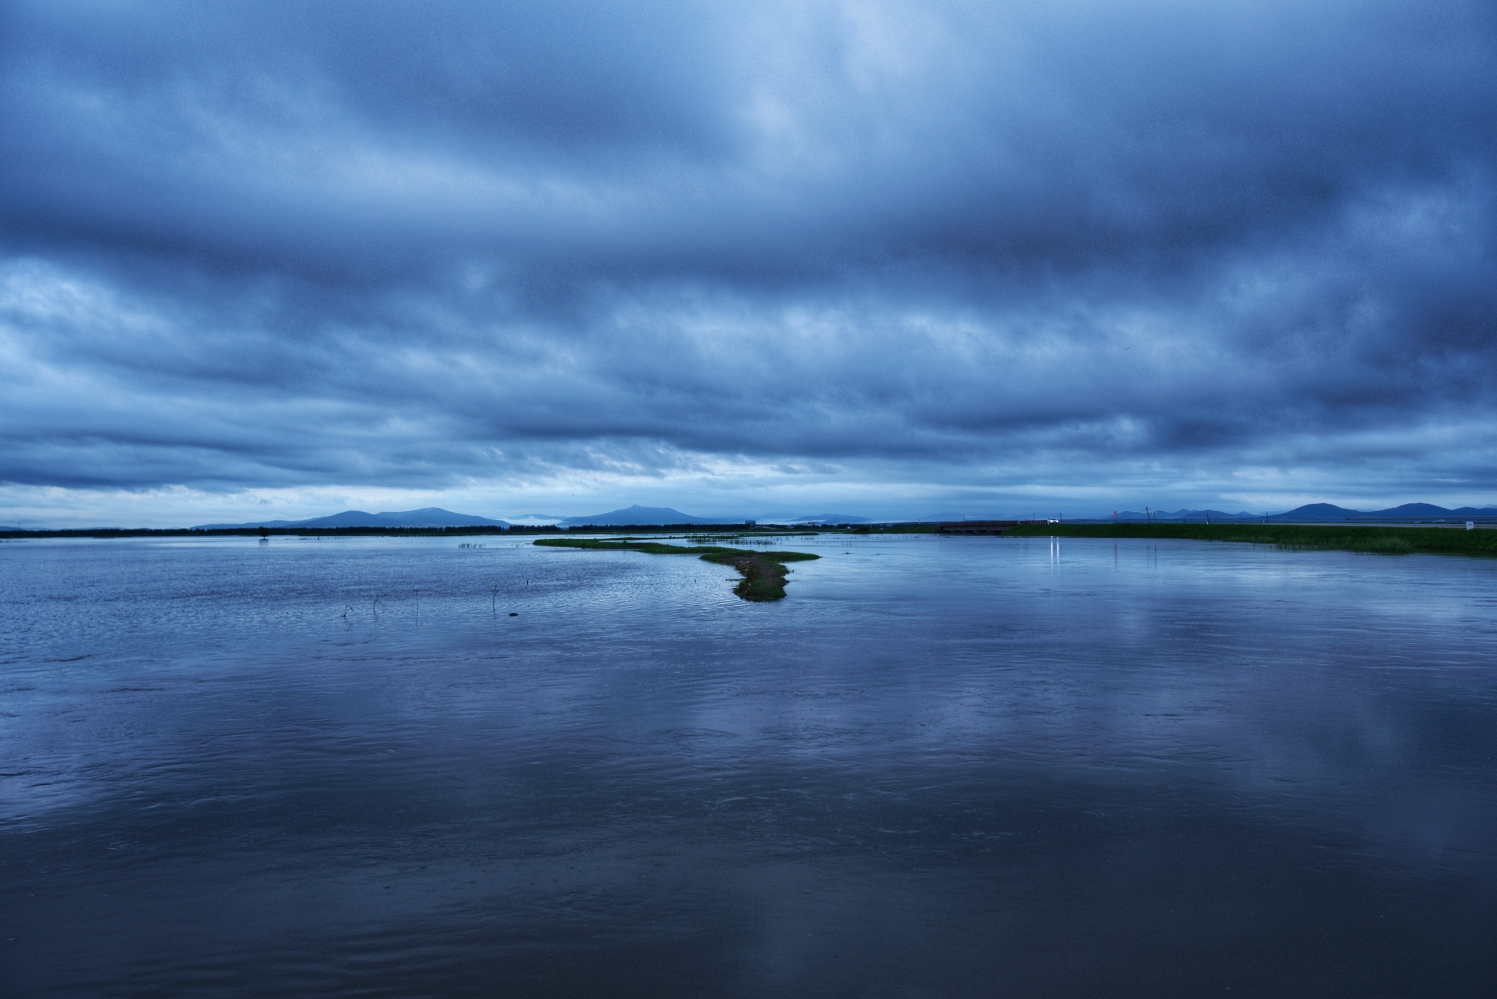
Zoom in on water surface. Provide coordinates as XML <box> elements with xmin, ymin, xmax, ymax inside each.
<box><xmin>2</xmin><ymin>534</ymin><xmax>1495</xmax><ymax>996</ymax></box>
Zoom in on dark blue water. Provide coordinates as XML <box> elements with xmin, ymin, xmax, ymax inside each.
<box><xmin>2</xmin><ymin>533</ymin><xmax>1495</xmax><ymax>997</ymax></box>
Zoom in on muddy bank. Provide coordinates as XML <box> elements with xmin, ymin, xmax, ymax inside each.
<box><xmin>533</xmin><ymin>537</ymin><xmax>819</xmax><ymax>600</ymax></box>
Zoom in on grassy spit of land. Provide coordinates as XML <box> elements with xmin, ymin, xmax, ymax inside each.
<box><xmin>1004</xmin><ymin>522</ymin><xmax>1497</xmax><ymax>557</ymax></box>
<box><xmin>533</xmin><ymin>537</ymin><xmax>820</xmax><ymax>601</ymax></box>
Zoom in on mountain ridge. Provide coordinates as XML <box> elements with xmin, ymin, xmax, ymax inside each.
<box><xmin>560</xmin><ymin>505</ymin><xmax>754</xmax><ymax>526</ymax></box>
<box><xmin>194</xmin><ymin>507</ymin><xmax>509</xmax><ymax>529</ymax></box>
<box><xmin>181</xmin><ymin>500</ymin><xmax>1497</xmax><ymax>532</ymax></box>
<box><xmin>1106</xmin><ymin>503</ymin><xmax>1497</xmax><ymax>523</ymax></box>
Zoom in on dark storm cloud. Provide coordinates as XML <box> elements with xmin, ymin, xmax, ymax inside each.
<box><xmin>2</xmin><ymin>0</ymin><xmax>1495</xmax><ymax>506</ymax></box>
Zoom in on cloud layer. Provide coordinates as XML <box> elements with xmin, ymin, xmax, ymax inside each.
<box><xmin>3</xmin><ymin>1</ymin><xmax>1495</xmax><ymax>523</ymax></box>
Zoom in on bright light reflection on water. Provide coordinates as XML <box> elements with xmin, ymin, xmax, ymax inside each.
<box><xmin>2</xmin><ymin>534</ymin><xmax>1495</xmax><ymax>997</ymax></box>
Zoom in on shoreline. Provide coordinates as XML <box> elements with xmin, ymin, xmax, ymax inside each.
<box><xmin>1003</xmin><ymin>522</ymin><xmax>1497</xmax><ymax>557</ymax></box>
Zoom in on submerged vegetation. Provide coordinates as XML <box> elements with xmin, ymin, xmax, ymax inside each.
<box><xmin>533</xmin><ymin>537</ymin><xmax>820</xmax><ymax>601</ymax></box>
<box><xmin>1005</xmin><ymin>522</ymin><xmax>1497</xmax><ymax>557</ymax></box>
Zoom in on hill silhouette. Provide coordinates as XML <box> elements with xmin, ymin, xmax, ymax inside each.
<box><xmin>560</xmin><ymin>505</ymin><xmax>752</xmax><ymax>526</ymax></box>
<box><xmin>194</xmin><ymin>507</ymin><xmax>508</xmax><ymax>529</ymax></box>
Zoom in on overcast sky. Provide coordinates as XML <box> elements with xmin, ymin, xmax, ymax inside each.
<box><xmin>2</xmin><ymin>0</ymin><xmax>1495</xmax><ymax>525</ymax></box>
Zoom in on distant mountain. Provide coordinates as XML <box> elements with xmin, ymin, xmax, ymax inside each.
<box><xmin>1111</xmin><ymin>509</ymin><xmax>1262</xmax><ymax>523</ymax></box>
<box><xmin>117</xmin><ymin>499</ymin><xmax>1497</xmax><ymax>533</ymax></box>
<box><xmin>560</xmin><ymin>505</ymin><xmax>752</xmax><ymax>526</ymax></box>
<box><xmin>1375</xmin><ymin>503</ymin><xmax>1497</xmax><ymax>518</ymax></box>
<box><xmin>779</xmin><ymin>513</ymin><xmax>870</xmax><ymax>524</ymax></box>
<box><xmin>1264</xmin><ymin>503</ymin><xmax>1359</xmax><ymax>522</ymax></box>
<box><xmin>194</xmin><ymin>507</ymin><xmax>509</xmax><ymax>529</ymax></box>
<box><xmin>1105</xmin><ymin>503</ymin><xmax>1497</xmax><ymax>523</ymax></box>
<box><xmin>1266</xmin><ymin>503</ymin><xmax>1497</xmax><ymax>522</ymax></box>
<box><xmin>1190</xmin><ymin>510</ymin><xmax>1262</xmax><ymax>522</ymax></box>
<box><xmin>920</xmin><ymin>512</ymin><xmax>1013</xmax><ymax>523</ymax></box>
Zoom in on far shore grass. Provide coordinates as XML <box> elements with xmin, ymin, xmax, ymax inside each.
<box><xmin>1004</xmin><ymin>522</ymin><xmax>1497</xmax><ymax>557</ymax></box>
<box><xmin>533</xmin><ymin>537</ymin><xmax>820</xmax><ymax>601</ymax></box>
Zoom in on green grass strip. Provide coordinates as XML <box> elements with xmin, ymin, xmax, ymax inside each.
<box><xmin>533</xmin><ymin>537</ymin><xmax>820</xmax><ymax>600</ymax></box>
<box><xmin>1004</xmin><ymin>522</ymin><xmax>1497</xmax><ymax>557</ymax></box>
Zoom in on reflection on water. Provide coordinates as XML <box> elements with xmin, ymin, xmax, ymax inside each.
<box><xmin>2</xmin><ymin>534</ymin><xmax>1495</xmax><ymax>997</ymax></box>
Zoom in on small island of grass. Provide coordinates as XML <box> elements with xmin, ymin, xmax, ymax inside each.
<box><xmin>533</xmin><ymin>537</ymin><xmax>820</xmax><ymax>601</ymax></box>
